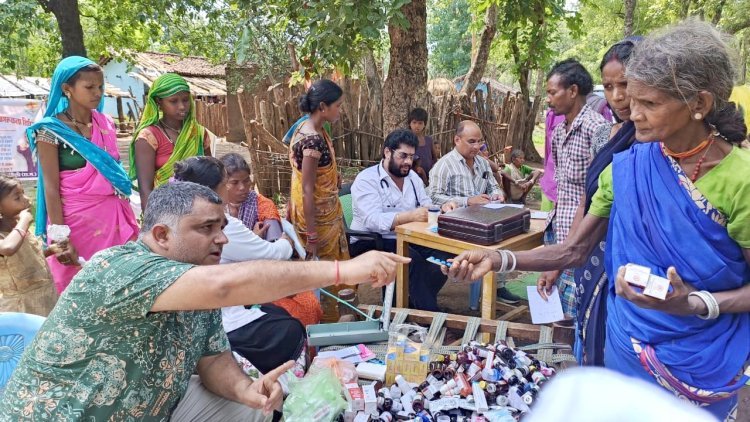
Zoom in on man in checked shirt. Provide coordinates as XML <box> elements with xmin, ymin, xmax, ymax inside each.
<box><xmin>542</xmin><ymin>59</ymin><xmax>612</xmax><ymax>320</ymax></box>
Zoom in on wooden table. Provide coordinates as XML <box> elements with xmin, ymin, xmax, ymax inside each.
<box><xmin>395</xmin><ymin>219</ymin><xmax>545</xmax><ymax>321</ymax></box>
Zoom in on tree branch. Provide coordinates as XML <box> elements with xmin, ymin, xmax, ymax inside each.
<box><xmin>459</xmin><ymin>2</ymin><xmax>498</xmax><ymax>108</ymax></box>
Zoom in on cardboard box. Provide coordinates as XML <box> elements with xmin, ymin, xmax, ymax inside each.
<box><xmin>344</xmin><ymin>383</ymin><xmax>364</xmax><ymax>412</ymax></box>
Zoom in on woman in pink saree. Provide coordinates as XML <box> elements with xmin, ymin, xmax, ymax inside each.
<box><xmin>28</xmin><ymin>57</ymin><xmax>138</xmax><ymax>292</ymax></box>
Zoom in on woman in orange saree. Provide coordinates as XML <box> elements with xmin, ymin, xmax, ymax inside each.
<box><xmin>288</xmin><ymin>79</ymin><xmax>350</xmax><ymax>322</ymax></box>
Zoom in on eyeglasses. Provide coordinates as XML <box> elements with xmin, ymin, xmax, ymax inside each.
<box><xmin>464</xmin><ymin>138</ymin><xmax>486</xmax><ymax>147</ymax></box>
<box><xmin>390</xmin><ymin>150</ymin><xmax>419</xmax><ymax>161</ymax></box>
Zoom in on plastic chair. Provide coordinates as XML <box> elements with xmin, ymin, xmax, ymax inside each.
<box><xmin>0</xmin><ymin>312</ymin><xmax>46</xmax><ymax>392</ymax></box>
<box><xmin>339</xmin><ymin>183</ymin><xmax>384</xmax><ymax>257</ymax></box>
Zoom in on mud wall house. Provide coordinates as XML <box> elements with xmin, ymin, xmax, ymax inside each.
<box><xmin>100</xmin><ymin>51</ymin><xmax>239</xmax><ymax>139</ymax></box>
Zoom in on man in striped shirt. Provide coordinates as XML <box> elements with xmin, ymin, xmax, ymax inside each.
<box><xmin>428</xmin><ymin>120</ymin><xmax>506</xmax><ymax>206</ymax></box>
<box><xmin>428</xmin><ymin>121</ymin><xmax>521</xmax><ymax>305</ymax></box>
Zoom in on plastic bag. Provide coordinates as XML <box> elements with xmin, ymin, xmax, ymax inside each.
<box><xmin>282</xmin><ymin>368</ymin><xmax>347</xmax><ymax>422</ymax></box>
<box><xmin>308</xmin><ymin>356</ymin><xmax>358</xmax><ymax>385</ymax></box>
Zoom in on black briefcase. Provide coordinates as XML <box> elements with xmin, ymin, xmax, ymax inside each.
<box><xmin>437</xmin><ymin>205</ymin><xmax>531</xmax><ymax>245</ymax></box>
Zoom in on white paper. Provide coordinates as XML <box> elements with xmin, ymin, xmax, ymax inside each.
<box><xmin>483</xmin><ymin>203</ymin><xmax>524</xmax><ymax>209</ymax></box>
<box><xmin>530</xmin><ymin>211</ymin><xmax>549</xmax><ymax>220</ymax></box>
<box><xmin>317</xmin><ymin>346</ymin><xmax>363</xmax><ymax>363</ymax></box>
<box><xmin>527</xmin><ymin>286</ymin><xmax>564</xmax><ymax>324</ymax></box>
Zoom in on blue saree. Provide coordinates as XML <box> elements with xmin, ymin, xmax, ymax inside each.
<box><xmin>574</xmin><ymin>121</ymin><xmax>636</xmax><ymax>366</ymax></box>
<box><xmin>604</xmin><ymin>142</ymin><xmax>750</xmax><ymax>418</ymax></box>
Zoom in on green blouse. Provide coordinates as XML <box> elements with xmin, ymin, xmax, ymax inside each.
<box><xmin>37</xmin><ymin>129</ymin><xmax>87</xmax><ymax>171</ymax></box>
<box><xmin>589</xmin><ymin>146</ymin><xmax>750</xmax><ymax>248</ymax></box>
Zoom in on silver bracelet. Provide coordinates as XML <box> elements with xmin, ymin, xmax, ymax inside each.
<box><xmin>507</xmin><ymin>250</ymin><xmax>517</xmax><ymax>272</ymax></box>
<box><xmin>688</xmin><ymin>291</ymin><xmax>720</xmax><ymax>320</ymax></box>
<box><xmin>495</xmin><ymin>250</ymin><xmax>507</xmax><ymax>273</ymax></box>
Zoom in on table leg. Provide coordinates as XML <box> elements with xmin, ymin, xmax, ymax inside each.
<box><xmin>396</xmin><ymin>236</ymin><xmax>409</xmax><ymax>308</ymax></box>
<box><xmin>481</xmin><ymin>272</ymin><xmax>497</xmax><ymax>321</ymax></box>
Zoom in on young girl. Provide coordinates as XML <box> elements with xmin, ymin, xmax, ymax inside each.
<box><xmin>0</xmin><ymin>176</ymin><xmax>76</xmax><ymax>316</ymax></box>
<box><xmin>408</xmin><ymin>107</ymin><xmax>439</xmax><ymax>186</ymax></box>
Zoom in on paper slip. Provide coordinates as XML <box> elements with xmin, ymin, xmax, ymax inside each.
<box><xmin>530</xmin><ymin>211</ymin><xmax>549</xmax><ymax>220</ymax></box>
<box><xmin>318</xmin><ymin>346</ymin><xmax>364</xmax><ymax>363</ymax></box>
<box><xmin>527</xmin><ymin>286</ymin><xmax>564</xmax><ymax>324</ymax></box>
<box><xmin>483</xmin><ymin>203</ymin><xmax>524</xmax><ymax>209</ymax></box>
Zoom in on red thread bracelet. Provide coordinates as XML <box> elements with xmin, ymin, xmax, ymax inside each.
<box><xmin>334</xmin><ymin>260</ymin><xmax>340</xmax><ymax>285</ymax></box>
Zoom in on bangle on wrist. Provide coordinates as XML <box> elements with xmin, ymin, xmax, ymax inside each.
<box><xmin>13</xmin><ymin>227</ymin><xmax>27</xmax><ymax>238</ymax></box>
<box><xmin>688</xmin><ymin>291</ymin><xmax>720</xmax><ymax>320</ymax></box>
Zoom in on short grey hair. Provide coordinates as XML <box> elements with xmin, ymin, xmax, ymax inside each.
<box><xmin>626</xmin><ymin>19</ymin><xmax>746</xmax><ymax>143</ymax></box>
<box><xmin>140</xmin><ymin>182</ymin><xmax>222</xmax><ymax>235</ymax></box>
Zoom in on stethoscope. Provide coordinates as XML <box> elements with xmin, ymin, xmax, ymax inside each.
<box><xmin>377</xmin><ymin>164</ymin><xmax>420</xmax><ymax>208</ymax></box>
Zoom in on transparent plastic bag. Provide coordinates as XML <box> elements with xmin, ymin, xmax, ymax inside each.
<box><xmin>308</xmin><ymin>356</ymin><xmax>358</xmax><ymax>385</ymax></box>
<box><xmin>282</xmin><ymin>368</ymin><xmax>347</xmax><ymax>422</ymax></box>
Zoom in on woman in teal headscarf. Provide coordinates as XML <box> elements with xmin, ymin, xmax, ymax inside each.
<box><xmin>28</xmin><ymin>56</ymin><xmax>139</xmax><ymax>293</ymax></box>
<box><xmin>129</xmin><ymin>73</ymin><xmax>214</xmax><ymax>210</ymax></box>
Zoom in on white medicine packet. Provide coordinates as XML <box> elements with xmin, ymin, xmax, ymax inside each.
<box><xmin>624</xmin><ymin>263</ymin><xmax>671</xmax><ymax>300</ymax></box>
<box><xmin>47</xmin><ymin>224</ymin><xmax>71</xmax><ymax>243</ymax></box>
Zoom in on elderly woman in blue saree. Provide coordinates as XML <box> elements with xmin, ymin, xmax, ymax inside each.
<box><xmin>445</xmin><ymin>21</ymin><xmax>750</xmax><ymax>420</ymax></box>
<box><xmin>536</xmin><ymin>38</ymin><xmax>641</xmax><ymax>367</ymax></box>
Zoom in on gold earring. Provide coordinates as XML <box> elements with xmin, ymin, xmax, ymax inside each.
<box><xmin>694</xmin><ymin>113</ymin><xmax>703</xmax><ymax>120</ymax></box>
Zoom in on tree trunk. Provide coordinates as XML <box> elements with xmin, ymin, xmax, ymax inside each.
<box><xmin>521</xmin><ymin>69</ymin><xmax>544</xmax><ymax>163</ymax></box>
<box><xmin>363</xmin><ymin>49</ymin><xmax>383</xmax><ymax>160</ymax></box>
<box><xmin>623</xmin><ymin>0</ymin><xmax>637</xmax><ymax>37</ymax></box>
<box><xmin>287</xmin><ymin>43</ymin><xmax>300</xmax><ymax>72</ymax></box>
<box><xmin>459</xmin><ymin>3</ymin><xmax>498</xmax><ymax>112</ymax></box>
<box><xmin>383</xmin><ymin>0</ymin><xmax>428</xmax><ymax>134</ymax></box>
<box><xmin>679</xmin><ymin>0</ymin><xmax>691</xmax><ymax>19</ymax></box>
<box><xmin>711</xmin><ymin>0</ymin><xmax>726</xmax><ymax>25</ymax></box>
<box><xmin>38</xmin><ymin>0</ymin><xmax>86</xmax><ymax>57</ymax></box>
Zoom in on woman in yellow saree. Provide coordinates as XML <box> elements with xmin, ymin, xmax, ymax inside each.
<box><xmin>288</xmin><ymin>79</ymin><xmax>349</xmax><ymax>322</ymax></box>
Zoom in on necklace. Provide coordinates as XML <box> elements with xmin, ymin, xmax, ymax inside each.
<box><xmin>663</xmin><ymin>138</ymin><xmax>711</xmax><ymax>158</ymax></box>
<box><xmin>63</xmin><ymin>110</ymin><xmax>92</xmax><ymax>136</ymax></box>
<box><xmin>687</xmin><ymin>139</ymin><xmax>714</xmax><ymax>182</ymax></box>
<box><xmin>160</xmin><ymin>119</ymin><xmax>183</xmax><ymax>133</ymax></box>
<box><xmin>225</xmin><ymin>202</ymin><xmax>241</xmax><ymax>217</ymax></box>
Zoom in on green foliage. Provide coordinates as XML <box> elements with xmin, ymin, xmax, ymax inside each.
<box><xmin>427</xmin><ymin>0</ymin><xmax>472</xmax><ymax>78</ymax></box>
<box><xmin>235</xmin><ymin>0</ymin><xmax>410</xmax><ymax>76</ymax></box>
<box><xmin>557</xmin><ymin>0</ymin><xmax>750</xmax><ymax>83</ymax></box>
<box><xmin>0</xmin><ymin>1</ymin><xmax>58</xmax><ymax>74</ymax></box>
<box><xmin>0</xmin><ymin>0</ymin><xmax>242</xmax><ymax>76</ymax></box>
<box><xmin>484</xmin><ymin>0</ymin><xmax>577</xmax><ymax>95</ymax></box>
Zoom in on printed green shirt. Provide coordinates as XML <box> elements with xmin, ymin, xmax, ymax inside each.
<box><xmin>0</xmin><ymin>241</ymin><xmax>230</xmax><ymax>421</ymax></box>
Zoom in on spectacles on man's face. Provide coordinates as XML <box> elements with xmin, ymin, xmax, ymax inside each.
<box><xmin>464</xmin><ymin>138</ymin><xmax>486</xmax><ymax>147</ymax></box>
<box><xmin>390</xmin><ymin>149</ymin><xmax>419</xmax><ymax>161</ymax></box>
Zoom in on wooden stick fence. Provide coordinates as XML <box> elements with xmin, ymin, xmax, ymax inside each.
<box><xmin>194</xmin><ymin>100</ymin><xmax>229</xmax><ymax>138</ymax></box>
<box><xmin>236</xmin><ymin>79</ymin><xmax>534</xmax><ymax>199</ymax></box>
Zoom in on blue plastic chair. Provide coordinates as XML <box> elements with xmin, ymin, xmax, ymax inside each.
<box><xmin>0</xmin><ymin>312</ymin><xmax>46</xmax><ymax>392</ymax></box>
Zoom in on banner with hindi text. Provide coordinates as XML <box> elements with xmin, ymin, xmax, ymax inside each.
<box><xmin>0</xmin><ymin>98</ymin><xmax>45</xmax><ymax>179</ymax></box>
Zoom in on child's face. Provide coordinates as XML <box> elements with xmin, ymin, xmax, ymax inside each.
<box><xmin>0</xmin><ymin>184</ymin><xmax>30</xmax><ymax>218</ymax></box>
<box><xmin>409</xmin><ymin>119</ymin><xmax>426</xmax><ymax>135</ymax></box>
